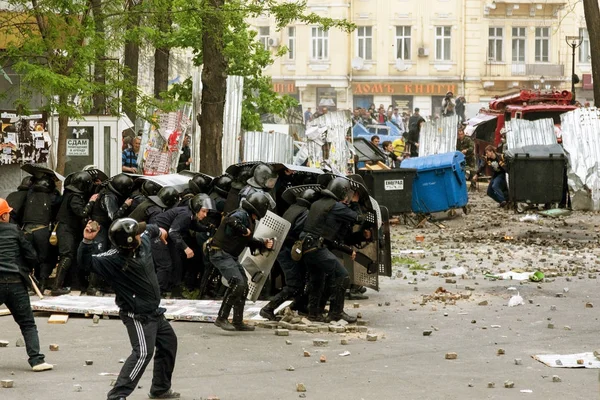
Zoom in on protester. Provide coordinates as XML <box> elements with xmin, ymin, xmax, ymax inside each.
<box><xmin>177</xmin><ymin>134</ymin><xmax>192</xmax><ymax>173</ymax></box>
<box><xmin>122</xmin><ymin>136</ymin><xmax>141</xmax><ymax>173</ymax></box>
<box><xmin>474</xmin><ymin>145</ymin><xmax>509</xmax><ymax>207</ymax></box>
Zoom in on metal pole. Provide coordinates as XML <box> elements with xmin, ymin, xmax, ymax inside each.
<box><xmin>571</xmin><ymin>44</ymin><xmax>576</xmax><ymax>104</ymax></box>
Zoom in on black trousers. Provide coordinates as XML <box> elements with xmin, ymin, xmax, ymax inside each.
<box><xmin>0</xmin><ymin>280</ymin><xmax>45</xmax><ymax>367</ymax></box>
<box><xmin>107</xmin><ymin>311</ymin><xmax>178</xmax><ymax>400</ymax></box>
<box><xmin>152</xmin><ymin>238</ymin><xmax>183</xmax><ymax>293</ymax></box>
<box><xmin>23</xmin><ymin>225</ymin><xmax>52</xmax><ymax>280</ymax></box>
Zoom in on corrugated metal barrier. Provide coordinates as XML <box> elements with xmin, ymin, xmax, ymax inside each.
<box><xmin>505</xmin><ymin>118</ymin><xmax>557</xmax><ymax>149</ymax></box>
<box><xmin>242</xmin><ymin>131</ymin><xmax>294</xmax><ymax>163</ymax></box>
<box><xmin>419</xmin><ymin>115</ymin><xmax>459</xmax><ymax>157</ymax></box>
<box><xmin>561</xmin><ymin>108</ymin><xmax>600</xmax><ymax>210</ymax></box>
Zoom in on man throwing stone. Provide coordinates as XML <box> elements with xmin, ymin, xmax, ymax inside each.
<box><xmin>78</xmin><ymin>218</ymin><xmax>180</xmax><ymax>399</ymax></box>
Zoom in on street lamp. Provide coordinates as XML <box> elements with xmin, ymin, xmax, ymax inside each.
<box><xmin>565</xmin><ymin>35</ymin><xmax>582</xmax><ymax>104</ymax></box>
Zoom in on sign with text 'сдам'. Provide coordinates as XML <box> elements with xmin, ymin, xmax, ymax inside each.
<box><xmin>66</xmin><ymin>138</ymin><xmax>89</xmax><ymax>156</ymax></box>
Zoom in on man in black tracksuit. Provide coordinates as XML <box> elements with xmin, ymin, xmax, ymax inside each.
<box><xmin>210</xmin><ymin>192</ymin><xmax>274</xmax><ymax>331</ymax></box>
<box><xmin>78</xmin><ymin>218</ymin><xmax>179</xmax><ymax>400</ymax></box>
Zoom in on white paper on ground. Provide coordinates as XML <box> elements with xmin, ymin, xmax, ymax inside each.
<box><xmin>532</xmin><ymin>352</ymin><xmax>600</xmax><ymax>368</ymax></box>
<box><xmin>508</xmin><ymin>293</ymin><xmax>524</xmax><ymax>307</ymax></box>
<box><xmin>498</xmin><ymin>271</ymin><xmax>531</xmax><ymax>281</ymax></box>
<box><xmin>449</xmin><ymin>266</ymin><xmax>467</xmax><ymax>276</ymax></box>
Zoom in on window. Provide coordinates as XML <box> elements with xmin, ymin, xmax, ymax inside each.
<box><xmin>579</xmin><ymin>28</ymin><xmax>590</xmax><ymax>63</ymax></box>
<box><xmin>435</xmin><ymin>26</ymin><xmax>451</xmax><ymax>61</ymax></box>
<box><xmin>287</xmin><ymin>27</ymin><xmax>295</xmax><ymax>60</ymax></box>
<box><xmin>311</xmin><ymin>26</ymin><xmax>329</xmax><ymax>60</ymax></box>
<box><xmin>488</xmin><ymin>27</ymin><xmax>503</xmax><ymax>62</ymax></box>
<box><xmin>258</xmin><ymin>26</ymin><xmax>270</xmax><ymax>50</ymax></box>
<box><xmin>535</xmin><ymin>27</ymin><xmax>550</xmax><ymax>62</ymax></box>
<box><xmin>356</xmin><ymin>26</ymin><xmax>373</xmax><ymax>60</ymax></box>
<box><xmin>395</xmin><ymin>26</ymin><xmax>411</xmax><ymax>60</ymax></box>
<box><xmin>512</xmin><ymin>27</ymin><xmax>526</xmax><ymax>63</ymax></box>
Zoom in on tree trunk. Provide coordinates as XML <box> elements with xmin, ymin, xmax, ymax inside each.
<box><xmin>154</xmin><ymin>47</ymin><xmax>170</xmax><ymax>98</ymax></box>
<box><xmin>91</xmin><ymin>0</ymin><xmax>106</xmax><ymax>114</ymax></box>
<box><xmin>583</xmin><ymin>0</ymin><xmax>600</xmax><ymax>105</ymax></box>
<box><xmin>55</xmin><ymin>96</ymin><xmax>69</xmax><ymax>175</ymax></box>
<box><xmin>123</xmin><ymin>0</ymin><xmax>141</xmax><ymax>123</ymax></box>
<box><xmin>200</xmin><ymin>0</ymin><xmax>226</xmax><ymax>176</ymax></box>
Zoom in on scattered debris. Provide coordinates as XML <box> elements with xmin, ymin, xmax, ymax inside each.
<box><xmin>296</xmin><ymin>383</ymin><xmax>306</xmax><ymax>392</ymax></box>
<box><xmin>1</xmin><ymin>380</ymin><xmax>14</xmax><ymax>388</ymax></box>
<box><xmin>552</xmin><ymin>375</ymin><xmax>561</xmax><ymax>382</ymax></box>
<box><xmin>286</xmin><ymin>366</ymin><xmax>295</xmax><ymax>371</ymax></box>
<box><xmin>313</xmin><ymin>339</ymin><xmax>328</xmax><ymax>347</ymax></box>
<box><xmin>48</xmin><ymin>314</ymin><xmax>69</xmax><ymax>324</ymax></box>
<box><xmin>15</xmin><ymin>338</ymin><xmax>24</xmax><ymax>347</ymax></box>
<box><xmin>49</xmin><ymin>344</ymin><xmax>59</xmax><ymax>351</ymax></box>
<box><xmin>504</xmin><ymin>380</ymin><xmax>514</xmax><ymax>388</ymax></box>
<box><xmin>319</xmin><ymin>355</ymin><xmax>327</xmax><ymax>363</ymax></box>
<box><xmin>339</xmin><ymin>351</ymin><xmax>351</xmax><ymax>357</ymax></box>
<box><xmin>366</xmin><ymin>334</ymin><xmax>378</xmax><ymax>342</ymax></box>
<box><xmin>0</xmin><ymin>340</ymin><xmax>9</xmax><ymax>347</ymax></box>
<box><xmin>445</xmin><ymin>352</ymin><xmax>458</xmax><ymax>360</ymax></box>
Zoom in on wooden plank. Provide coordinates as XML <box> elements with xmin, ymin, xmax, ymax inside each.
<box><xmin>376</xmin><ymin>161</ymin><xmax>391</xmax><ymax>170</ymax></box>
<box><xmin>48</xmin><ymin>314</ymin><xmax>69</xmax><ymax>324</ymax></box>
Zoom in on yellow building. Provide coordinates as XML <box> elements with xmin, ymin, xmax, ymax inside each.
<box><xmin>250</xmin><ymin>0</ymin><xmax>595</xmax><ymax>118</ymax></box>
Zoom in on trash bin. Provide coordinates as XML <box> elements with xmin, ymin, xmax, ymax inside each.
<box><xmin>400</xmin><ymin>151</ymin><xmax>468</xmax><ymax>213</ymax></box>
<box><xmin>505</xmin><ymin>144</ymin><xmax>565</xmax><ymax>204</ymax></box>
<box><xmin>358</xmin><ymin>169</ymin><xmax>417</xmax><ymax>214</ymax></box>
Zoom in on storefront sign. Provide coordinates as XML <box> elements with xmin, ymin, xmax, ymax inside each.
<box><xmin>272</xmin><ymin>81</ymin><xmax>297</xmax><ymax>94</ymax></box>
<box><xmin>582</xmin><ymin>74</ymin><xmax>593</xmax><ymax>90</ymax></box>
<box><xmin>353</xmin><ymin>82</ymin><xmax>457</xmax><ymax>95</ymax></box>
<box><xmin>66</xmin><ymin>138</ymin><xmax>89</xmax><ymax>156</ymax></box>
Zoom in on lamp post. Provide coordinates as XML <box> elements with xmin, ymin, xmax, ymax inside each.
<box><xmin>565</xmin><ymin>35</ymin><xmax>582</xmax><ymax>104</ymax></box>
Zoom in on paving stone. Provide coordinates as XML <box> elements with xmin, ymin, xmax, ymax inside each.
<box><xmin>313</xmin><ymin>339</ymin><xmax>328</xmax><ymax>347</ymax></box>
<box><xmin>296</xmin><ymin>383</ymin><xmax>306</xmax><ymax>392</ymax></box>
<box><xmin>358</xmin><ymin>326</ymin><xmax>368</xmax><ymax>333</ymax></box>
<box><xmin>445</xmin><ymin>352</ymin><xmax>458</xmax><ymax>360</ymax></box>
<box><xmin>1</xmin><ymin>380</ymin><xmax>14</xmax><ymax>388</ymax></box>
<box><xmin>366</xmin><ymin>334</ymin><xmax>378</xmax><ymax>342</ymax></box>
<box><xmin>504</xmin><ymin>380</ymin><xmax>514</xmax><ymax>388</ymax></box>
<box><xmin>49</xmin><ymin>344</ymin><xmax>59</xmax><ymax>351</ymax></box>
<box><xmin>275</xmin><ymin>329</ymin><xmax>289</xmax><ymax>336</ymax></box>
<box><xmin>15</xmin><ymin>338</ymin><xmax>24</xmax><ymax>347</ymax></box>
<box><xmin>319</xmin><ymin>355</ymin><xmax>327</xmax><ymax>363</ymax></box>
<box><xmin>0</xmin><ymin>340</ymin><xmax>9</xmax><ymax>347</ymax></box>
<box><xmin>552</xmin><ymin>375</ymin><xmax>561</xmax><ymax>382</ymax></box>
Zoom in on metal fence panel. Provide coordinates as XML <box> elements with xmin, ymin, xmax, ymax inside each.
<box><xmin>222</xmin><ymin>76</ymin><xmax>244</xmax><ymax>170</ymax></box>
<box><xmin>242</xmin><ymin>131</ymin><xmax>294</xmax><ymax>163</ymax></box>
<box><xmin>419</xmin><ymin>115</ymin><xmax>459</xmax><ymax>157</ymax></box>
<box><xmin>505</xmin><ymin>118</ymin><xmax>557</xmax><ymax>149</ymax></box>
<box><xmin>560</xmin><ymin>108</ymin><xmax>600</xmax><ymax>210</ymax></box>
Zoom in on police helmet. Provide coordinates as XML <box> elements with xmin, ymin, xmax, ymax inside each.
<box><xmin>32</xmin><ymin>175</ymin><xmax>55</xmax><ymax>193</ymax></box>
<box><xmin>189</xmin><ymin>174</ymin><xmax>211</xmax><ymax>195</ymax></box>
<box><xmin>66</xmin><ymin>171</ymin><xmax>93</xmax><ymax>194</ymax></box>
<box><xmin>108</xmin><ymin>174</ymin><xmax>134</xmax><ymax>198</ymax></box>
<box><xmin>149</xmin><ymin>186</ymin><xmax>179</xmax><ymax>209</ymax></box>
<box><xmin>141</xmin><ymin>180</ymin><xmax>161</xmax><ymax>197</ymax></box>
<box><xmin>247</xmin><ymin>163</ymin><xmax>278</xmax><ymax>190</ymax></box>
<box><xmin>212</xmin><ymin>174</ymin><xmax>233</xmax><ymax>197</ymax></box>
<box><xmin>189</xmin><ymin>193</ymin><xmax>216</xmax><ymax>214</ymax></box>
<box><xmin>109</xmin><ymin>218</ymin><xmax>143</xmax><ymax>250</ymax></box>
<box><xmin>241</xmin><ymin>192</ymin><xmax>270</xmax><ymax>219</ymax></box>
<box><xmin>326</xmin><ymin>177</ymin><xmax>354</xmax><ymax>203</ymax></box>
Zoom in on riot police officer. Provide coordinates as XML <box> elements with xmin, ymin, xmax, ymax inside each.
<box><xmin>238</xmin><ymin>162</ymin><xmax>277</xmax><ymax>209</ymax></box>
<box><xmin>301</xmin><ymin>177</ymin><xmax>365</xmax><ymax>323</ymax></box>
<box><xmin>129</xmin><ymin>186</ymin><xmax>179</xmax><ymax>223</ymax></box>
<box><xmin>210</xmin><ymin>192</ymin><xmax>274</xmax><ymax>331</ymax></box>
<box><xmin>52</xmin><ymin>171</ymin><xmax>96</xmax><ymax>295</ymax></box>
<box><xmin>259</xmin><ymin>187</ymin><xmax>319</xmax><ymax>320</ymax></box>
<box><xmin>6</xmin><ymin>176</ymin><xmax>33</xmax><ymax>225</ymax></box>
<box><xmin>208</xmin><ymin>174</ymin><xmax>233</xmax><ymax>213</ymax></box>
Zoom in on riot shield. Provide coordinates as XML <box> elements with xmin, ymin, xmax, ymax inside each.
<box><xmin>240</xmin><ymin>210</ymin><xmax>291</xmax><ymax>301</ymax></box>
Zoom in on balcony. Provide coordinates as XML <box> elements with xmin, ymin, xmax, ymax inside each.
<box><xmin>484</xmin><ymin>62</ymin><xmax>564</xmax><ymax>78</ymax></box>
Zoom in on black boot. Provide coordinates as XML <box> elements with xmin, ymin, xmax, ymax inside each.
<box><xmin>51</xmin><ymin>258</ymin><xmax>72</xmax><ymax>296</ymax></box>
<box><xmin>326</xmin><ymin>278</ymin><xmax>356</xmax><ymax>323</ymax></box>
<box><xmin>233</xmin><ymin>288</ymin><xmax>255</xmax><ymax>331</ymax></box>
<box><xmin>259</xmin><ymin>291</ymin><xmax>286</xmax><ymax>321</ymax></box>
<box><xmin>214</xmin><ymin>285</ymin><xmax>237</xmax><ymax>331</ymax></box>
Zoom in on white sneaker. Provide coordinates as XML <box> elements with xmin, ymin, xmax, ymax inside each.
<box><xmin>32</xmin><ymin>362</ymin><xmax>53</xmax><ymax>372</ymax></box>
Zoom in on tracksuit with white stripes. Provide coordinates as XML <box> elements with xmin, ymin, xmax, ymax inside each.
<box><xmin>78</xmin><ymin>224</ymin><xmax>178</xmax><ymax>400</ymax></box>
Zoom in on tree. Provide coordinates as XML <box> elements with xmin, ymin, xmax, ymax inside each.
<box><xmin>583</xmin><ymin>0</ymin><xmax>600</xmax><ymax>104</ymax></box>
<box><xmin>0</xmin><ymin>0</ymin><xmax>125</xmax><ymax>174</ymax></box>
<box><xmin>170</xmin><ymin>0</ymin><xmax>354</xmax><ymax>176</ymax></box>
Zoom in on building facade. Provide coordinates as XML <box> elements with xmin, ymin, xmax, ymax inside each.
<box><xmin>250</xmin><ymin>0</ymin><xmax>595</xmax><ymax>119</ymax></box>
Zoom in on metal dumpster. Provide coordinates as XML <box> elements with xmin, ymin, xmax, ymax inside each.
<box><xmin>400</xmin><ymin>152</ymin><xmax>468</xmax><ymax>213</ymax></box>
<box><xmin>358</xmin><ymin>169</ymin><xmax>417</xmax><ymax>214</ymax></box>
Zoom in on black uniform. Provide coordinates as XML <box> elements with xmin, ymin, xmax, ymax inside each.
<box><xmin>0</xmin><ymin>222</ymin><xmax>48</xmax><ymax>369</ymax></box>
<box><xmin>406</xmin><ymin>114</ymin><xmax>425</xmax><ymax>158</ymax></box>
<box><xmin>5</xmin><ymin>184</ymin><xmax>30</xmax><ymax>225</ymax></box>
<box><xmin>301</xmin><ymin>196</ymin><xmax>363</xmax><ymax>320</ymax></box>
<box><xmin>129</xmin><ymin>199</ymin><xmax>163</xmax><ymax>223</ymax></box>
<box><xmin>22</xmin><ymin>183</ymin><xmax>61</xmax><ymax>281</ymax></box>
<box><xmin>89</xmin><ymin>187</ymin><xmax>130</xmax><ymax>250</ymax></box>
<box><xmin>77</xmin><ymin>225</ymin><xmax>177</xmax><ymax>400</ymax></box>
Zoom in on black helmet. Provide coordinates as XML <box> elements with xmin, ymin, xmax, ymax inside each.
<box><xmin>241</xmin><ymin>192</ymin><xmax>270</xmax><ymax>219</ymax></box>
<box><xmin>247</xmin><ymin>163</ymin><xmax>278</xmax><ymax>190</ymax></box>
<box><xmin>149</xmin><ymin>186</ymin><xmax>179</xmax><ymax>209</ymax></box>
<box><xmin>212</xmin><ymin>174</ymin><xmax>233</xmax><ymax>197</ymax></box>
<box><xmin>189</xmin><ymin>194</ymin><xmax>216</xmax><ymax>214</ymax></box>
<box><xmin>108</xmin><ymin>174</ymin><xmax>134</xmax><ymax>198</ymax></box>
<box><xmin>232</xmin><ymin>168</ymin><xmax>253</xmax><ymax>190</ymax></box>
<box><xmin>66</xmin><ymin>171</ymin><xmax>93</xmax><ymax>194</ymax></box>
<box><xmin>17</xmin><ymin>176</ymin><xmax>33</xmax><ymax>191</ymax></box>
<box><xmin>325</xmin><ymin>177</ymin><xmax>354</xmax><ymax>203</ymax></box>
<box><xmin>189</xmin><ymin>174</ymin><xmax>211</xmax><ymax>195</ymax></box>
<box><xmin>141</xmin><ymin>180</ymin><xmax>161</xmax><ymax>197</ymax></box>
<box><xmin>109</xmin><ymin>218</ymin><xmax>143</xmax><ymax>251</ymax></box>
<box><xmin>32</xmin><ymin>175</ymin><xmax>55</xmax><ymax>193</ymax></box>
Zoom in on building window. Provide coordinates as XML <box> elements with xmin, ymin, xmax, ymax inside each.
<box><xmin>535</xmin><ymin>27</ymin><xmax>550</xmax><ymax>62</ymax></box>
<box><xmin>287</xmin><ymin>27</ymin><xmax>295</xmax><ymax>60</ymax></box>
<box><xmin>311</xmin><ymin>26</ymin><xmax>329</xmax><ymax>60</ymax></box>
<box><xmin>395</xmin><ymin>26</ymin><xmax>411</xmax><ymax>60</ymax></box>
<box><xmin>258</xmin><ymin>26</ymin><xmax>270</xmax><ymax>50</ymax></box>
<box><xmin>579</xmin><ymin>28</ymin><xmax>590</xmax><ymax>63</ymax></box>
<box><xmin>488</xmin><ymin>27</ymin><xmax>503</xmax><ymax>62</ymax></box>
<box><xmin>435</xmin><ymin>26</ymin><xmax>451</xmax><ymax>61</ymax></box>
<box><xmin>356</xmin><ymin>26</ymin><xmax>373</xmax><ymax>60</ymax></box>
<box><xmin>512</xmin><ymin>27</ymin><xmax>526</xmax><ymax>63</ymax></box>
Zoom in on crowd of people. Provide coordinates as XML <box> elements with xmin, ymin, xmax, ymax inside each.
<box><xmin>0</xmin><ymin>159</ymin><xmax>378</xmax><ymax>398</ymax></box>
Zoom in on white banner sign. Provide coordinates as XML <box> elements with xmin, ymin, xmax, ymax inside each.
<box><xmin>66</xmin><ymin>138</ymin><xmax>89</xmax><ymax>156</ymax></box>
<box><xmin>384</xmin><ymin>179</ymin><xmax>404</xmax><ymax>191</ymax></box>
